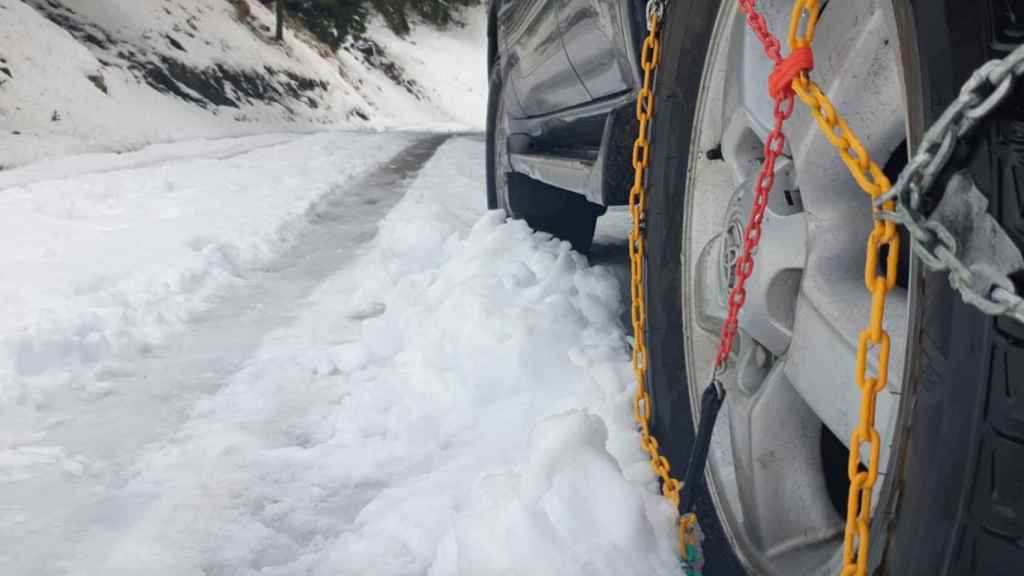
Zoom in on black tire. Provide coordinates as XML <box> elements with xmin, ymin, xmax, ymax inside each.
<box><xmin>643</xmin><ymin>1</ymin><xmax>1024</xmax><ymax>575</ymax></box>
<box><xmin>485</xmin><ymin>69</ymin><xmax>603</xmax><ymax>254</ymax></box>
<box><xmin>643</xmin><ymin>1</ymin><xmax>746</xmax><ymax>572</ymax></box>
<box><xmin>882</xmin><ymin>2</ymin><xmax>1024</xmax><ymax>574</ymax></box>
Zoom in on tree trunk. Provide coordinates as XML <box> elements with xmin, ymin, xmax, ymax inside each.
<box><xmin>275</xmin><ymin>0</ymin><xmax>284</xmax><ymax>41</ymax></box>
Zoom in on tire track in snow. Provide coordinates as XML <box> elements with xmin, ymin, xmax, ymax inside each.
<box><xmin>0</xmin><ymin>134</ymin><xmax>451</xmax><ymax>575</ymax></box>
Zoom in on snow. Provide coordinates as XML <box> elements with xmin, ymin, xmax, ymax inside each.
<box><xmin>0</xmin><ymin>131</ymin><xmax>415</xmax><ymax>409</ymax></box>
<box><xmin>1</xmin><ymin>1</ymin><xmax>680</xmax><ymax>572</ymax></box>
<box><xmin>0</xmin><ymin>0</ymin><xmax>487</xmax><ymax>167</ymax></box>
<box><xmin>357</xmin><ymin>9</ymin><xmax>488</xmax><ymax>132</ymax></box>
<box><xmin>0</xmin><ymin>135</ymin><xmax>683</xmax><ymax>575</ymax></box>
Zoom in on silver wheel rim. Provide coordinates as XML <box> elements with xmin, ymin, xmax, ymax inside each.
<box><xmin>681</xmin><ymin>1</ymin><xmax>916</xmax><ymax>574</ymax></box>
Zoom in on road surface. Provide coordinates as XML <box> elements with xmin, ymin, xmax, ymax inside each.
<box><xmin>0</xmin><ymin>133</ymin><xmax>677</xmax><ymax>575</ymax></box>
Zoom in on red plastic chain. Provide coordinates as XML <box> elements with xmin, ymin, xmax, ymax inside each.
<box><xmin>737</xmin><ymin>0</ymin><xmax>784</xmax><ymax>63</ymax></box>
<box><xmin>713</xmin><ymin>1</ymin><xmax>813</xmax><ymax>370</ymax></box>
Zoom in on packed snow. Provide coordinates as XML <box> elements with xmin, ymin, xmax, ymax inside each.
<box><xmin>0</xmin><ymin>135</ymin><xmax>683</xmax><ymax>575</ymax></box>
<box><xmin>0</xmin><ymin>0</ymin><xmax>487</xmax><ymax>167</ymax></box>
<box><xmin>0</xmin><ymin>131</ymin><xmax>416</xmax><ymax>408</ymax></box>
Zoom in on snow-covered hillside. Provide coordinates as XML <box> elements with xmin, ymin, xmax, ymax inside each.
<box><xmin>0</xmin><ymin>0</ymin><xmax>486</xmax><ymax>167</ymax></box>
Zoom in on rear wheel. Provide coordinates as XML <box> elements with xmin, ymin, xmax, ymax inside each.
<box><xmin>486</xmin><ymin>69</ymin><xmax>602</xmax><ymax>254</ymax></box>
<box><xmin>643</xmin><ymin>1</ymin><xmax>1024</xmax><ymax>574</ymax></box>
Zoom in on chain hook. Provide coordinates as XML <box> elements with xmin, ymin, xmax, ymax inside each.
<box><xmin>710</xmin><ymin>377</ymin><xmax>726</xmax><ymax>401</ymax></box>
<box><xmin>709</xmin><ymin>364</ymin><xmax>727</xmax><ymax>401</ymax></box>
<box><xmin>646</xmin><ymin>0</ymin><xmax>665</xmax><ymax>31</ymax></box>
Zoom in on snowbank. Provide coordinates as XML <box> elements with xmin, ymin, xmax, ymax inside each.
<box><xmin>0</xmin><ymin>0</ymin><xmax>487</xmax><ymax>167</ymax></box>
<box><xmin>13</xmin><ymin>137</ymin><xmax>683</xmax><ymax>575</ymax></box>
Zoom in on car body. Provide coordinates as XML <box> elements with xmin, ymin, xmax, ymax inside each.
<box><xmin>488</xmin><ymin>0</ymin><xmax>647</xmax><ymax>207</ymax></box>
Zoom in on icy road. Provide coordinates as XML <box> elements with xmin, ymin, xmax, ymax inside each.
<box><xmin>0</xmin><ymin>133</ymin><xmax>682</xmax><ymax>575</ymax></box>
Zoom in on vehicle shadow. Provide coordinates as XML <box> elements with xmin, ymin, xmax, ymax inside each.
<box><xmin>589</xmin><ymin>207</ymin><xmax>632</xmax><ymax>333</ymax></box>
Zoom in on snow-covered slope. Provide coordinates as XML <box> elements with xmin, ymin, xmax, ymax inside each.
<box><xmin>0</xmin><ymin>0</ymin><xmax>486</xmax><ymax>167</ymax></box>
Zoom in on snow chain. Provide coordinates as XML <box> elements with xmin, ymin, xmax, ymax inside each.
<box><xmin>629</xmin><ymin>3</ymin><xmax>705</xmax><ymax>573</ymax></box>
<box><xmin>771</xmin><ymin>2</ymin><xmax>898</xmax><ymax>573</ymax></box>
<box><xmin>631</xmin><ymin>1</ymin><xmax>1024</xmax><ymax>575</ymax></box>
<box><xmin>779</xmin><ymin>3</ymin><xmax>1024</xmax><ymax>573</ymax></box>
<box><xmin>877</xmin><ymin>43</ymin><xmax>1024</xmax><ymax>325</ymax></box>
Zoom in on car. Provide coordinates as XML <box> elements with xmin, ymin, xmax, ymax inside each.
<box><xmin>486</xmin><ymin>0</ymin><xmax>647</xmax><ymax>253</ymax></box>
<box><xmin>486</xmin><ymin>1</ymin><xmax>1024</xmax><ymax>575</ymax></box>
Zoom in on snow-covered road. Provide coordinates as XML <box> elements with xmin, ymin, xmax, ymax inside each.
<box><xmin>1</xmin><ymin>134</ymin><xmax>681</xmax><ymax>575</ymax></box>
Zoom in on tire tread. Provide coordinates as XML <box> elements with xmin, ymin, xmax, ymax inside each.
<box><xmin>950</xmin><ymin>3</ymin><xmax>1024</xmax><ymax>567</ymax></box>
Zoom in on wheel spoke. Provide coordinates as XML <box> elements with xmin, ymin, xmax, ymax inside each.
<box><xmin>726</xmin><ymin>362</ymin><xmax>842</xmax><ymax>561</ymax></box>
<box><xmin>784</xmin><ymin>259</ymin><xmax>908</xmax><ymax>471</ymax></box>
<box><xmin>721</xmin><ymin>106</ymin><xmax>770</xmax><ymax>184</ymax></box>
<box><xmin>738</xmin><ymin>197</ymin><xmax>807</xmax><ymax>356</ymax></box>
<box><xmin>723</xmin><ymin>2</ymin><xmax>792</xmax><ymax>146</ymax></box>
<box><xmin>777</xmin><ymin>0</ymin><xmax>908</xmax><ymax>470</ymax></box>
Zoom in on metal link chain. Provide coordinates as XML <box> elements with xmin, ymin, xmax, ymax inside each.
<box><xmin>645</xmin><ymin>0</ymin><xmax>665</xmax><ymax>30</ymax></box>
<box><xmin>876</xmin><ymin>43</ymin><xmax>1024</xmax><ymax>324</ymax></box>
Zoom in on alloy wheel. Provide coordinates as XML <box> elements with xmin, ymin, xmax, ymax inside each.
<box><xmin>680</xmin><ymin>1</ymin><xmax>916</xmax><ymax>573</ymax></box>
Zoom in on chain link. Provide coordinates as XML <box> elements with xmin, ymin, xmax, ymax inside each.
<box><xmin>876</xmin><ymin>43</ymin><xmax>1024</xmax><ymax>324</ymax></box>
<box><xmin>733</xmin><ymin>3</ymin><xmax>1023</xmax><ymax>574</ymax></box>
<box><xmin>630</xmin><ymin>1</ymin><xmax>700</xmax><ymax>559</ymax></box>
<box><xmin>773</xmin><ymin>1</ymin><xmax>897</xmax><ymax>573</ymax></box>
<box><xmin>716</xmin><ymin>0</ymin><xmax>808</xmax><ymax>380</ymax></box>
<box><xmin>785</xmin><ymin>13</ymin><xmax>1024</xmax><ymax>572</ymax></box>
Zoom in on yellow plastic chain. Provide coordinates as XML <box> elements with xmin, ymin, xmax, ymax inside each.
<box><xmin>629</xmin><ymin>8</ymin><xmax>699</xmax><ymax>556</ymax></box>
<box><xmin>784</xmin><ymin>1</ymin><xmax>899</xmax><ymax>574</ymax></box>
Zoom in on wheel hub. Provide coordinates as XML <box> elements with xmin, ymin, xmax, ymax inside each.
<box><xmin>719</xmin><ymin>211</ymin><xmax>744</xmax><ymax>293</ymax></box>
<box><xmin>713</xmin><ymin>160</ymin><xmax>804</xmax><ymax>358</ymax></box>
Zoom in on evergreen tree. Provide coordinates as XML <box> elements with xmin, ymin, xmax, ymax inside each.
<box><xmin>281</xmin><ymin>0</ymin><xmax>369</xmax><ymax>48</ymax></box>
<box><xmin>370</xmin><ymin>0</ymin><xmax>410</xmax><ymax>37</ymax></box>
<box><xmin>372</xmin><ymin>0</ymin><xmax>481</xmax><ymax>35</ymax></box>
<box><xmin>411</xmin><ymin>0</ymin><xmax>481</xmax><ymax>29</ymax></box>
<box><xmin>267</xmin><ymin>0</ymin><xmax>481</xmax><ymax>48</ymax></box>
<box><xmin>276</xmin><ymin>0</ymin><xmax>285</xmax><ymax>41</ymax></box>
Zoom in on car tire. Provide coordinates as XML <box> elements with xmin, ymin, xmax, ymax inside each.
<box><xmin>642</xmin><ymin>0</ymin><xmax>1024</xmax><ymax>574</ymax></box>
<box><xmin>486</xmin><ymin>68</ymin><xmax>603</xmax><ymax>254</ymax></box>
<box><xmin>880</xmin><ymin>2</ymin><xmax>1024</xmax><ymax>574</ymax></box>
